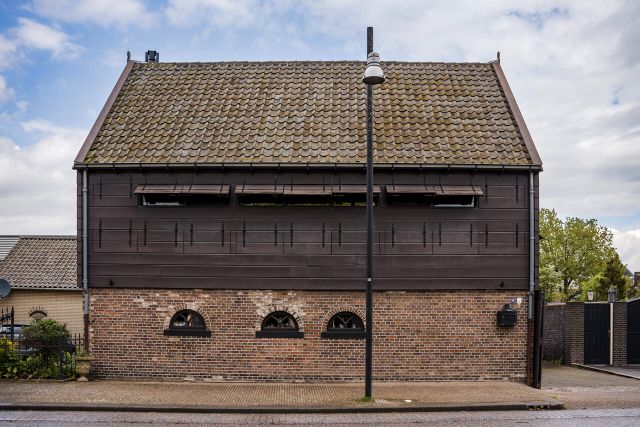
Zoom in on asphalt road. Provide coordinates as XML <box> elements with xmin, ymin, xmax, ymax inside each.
<box><xmin>1</xmin><ymin>409</ymin><xmax>640</xmax><ymax>426</ymax></box>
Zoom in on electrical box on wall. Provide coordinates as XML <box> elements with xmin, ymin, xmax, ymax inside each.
<box><xmin>497</xmin><ymin>303</ymin><xmax>517</xmax><ymax>326</ymax></box>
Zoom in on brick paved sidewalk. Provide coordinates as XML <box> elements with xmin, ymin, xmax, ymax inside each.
<box><xmin>0</xmin><ymin>380</ymin><xmax>562</xmax><ymax>412</ymax></box>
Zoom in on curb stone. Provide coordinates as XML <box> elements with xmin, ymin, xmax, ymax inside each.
<box><xmin>0</xmin><ymin>401</ymin><xmax>564</xmax><ymax>413</ymax></box>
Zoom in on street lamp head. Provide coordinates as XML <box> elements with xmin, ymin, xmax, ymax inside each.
<box><xmin>587</xmin><ymin>289</ymin><xmax>594</xmax><ymax>301</ymax></box>
<box><xmin>363</xmin><ymin>52</ymin><xmax>385</xmax><ymax>85</ymax></box>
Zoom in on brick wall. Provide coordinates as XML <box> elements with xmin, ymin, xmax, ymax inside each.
<box><xmin>89</xmin><ymin>289</ymin><xmax>529</xmax><ymax>382</ymax></box>
<box><xmin>613</xmin><ymin>302</ymin><xmax>627</xmax><ymax>367</ymax></box>
<box><xmin>542</xmin><ymin>303</ymin><xmax>565</xmax><ymax>362</ymax></box>
<box><xmin>564</xmin><ymin>302</ymin><xmax>584</xmax><ymax>365</ymax></box>
<box><xmin>0</xmin><ymin>289</ymin><xmax>83</xmax><ymax>336</ymax></box>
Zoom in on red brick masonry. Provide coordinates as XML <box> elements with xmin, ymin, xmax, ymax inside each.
<box><xmin>89</xmin><ymin>289</ymin><xmax>529</xmax><ymax>382</ymax></box>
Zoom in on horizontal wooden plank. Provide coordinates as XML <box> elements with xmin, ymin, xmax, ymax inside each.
<box><xmin>88</xmin><ymin>275</ymin><xmax>529</xmax><ymax>290</ymax></box>
<box><xmin>88</xmin><ymin>263</ymin><xmax>527</xmax><ymax>279</ymax></box>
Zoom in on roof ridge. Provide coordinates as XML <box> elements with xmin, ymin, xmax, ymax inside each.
<box><xmin>133</xmin><ymin>60</ymin><xmax>494</xmax><ymax>66</ymax></box>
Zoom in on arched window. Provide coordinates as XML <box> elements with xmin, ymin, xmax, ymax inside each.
<box><xmin>321</xmin><ymin>312</ymin><xmax>365</xmax><ymax>339</ymax></box>
<box><xmin>164</xmin><ymin>309</ymin><xmax>211</xmax><ymax>337</ymax></box>
<box><xmin>255</xmin><ymin>311</ymin><xmax>304</xmax><ymax>338</ymax></box>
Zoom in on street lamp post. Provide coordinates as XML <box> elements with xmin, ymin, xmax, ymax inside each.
<box><xmin>362</xmin><ymin>26</ymin><xmax>385</xmax><ymax>399</ymax></box>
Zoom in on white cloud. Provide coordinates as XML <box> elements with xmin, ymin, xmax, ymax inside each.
<box><xmin>613</xmin><ymin>229</ymin><xmax>640</xmax><ymax>272</ymax></box>
<box><xmin>165</xmin><ymin>0</ymin><xmax>257</xmax><ymax>28</ymax></box>
<box><xmin>0</xmin><ymin>120</ymin><xmax>84</xmax><ymax>234</ymax></box>
<box><xmin>30</xmin><ymin>0</ymin><xmax>154</xmax><ymax>28</ymax></box>
<box><xmin>13</xmin><ymin>18</ymin><xmax>82</xmax><ymax>59</ymax></box>
<box><xmin>0</xmin><ymin>75</ymin><xmax>14</xmax><ymax>105</ymax></box>
<box><xmin>0</xmin><ymin>34</ymin><xmax>18</xmax><ymax>68</ymax></box>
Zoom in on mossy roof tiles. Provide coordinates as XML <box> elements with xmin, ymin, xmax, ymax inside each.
<box><xmin>0</xmin><ymin>236</ymin><xmax>77</xmax><ymax>290</ymax></box>
<box><xmin>79</xmin><ymin>61</ymin><xmax>540</xmax><ymax>166</ymax></box>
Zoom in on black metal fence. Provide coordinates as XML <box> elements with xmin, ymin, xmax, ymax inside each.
<box><xmin>1</xmin><ymin>333</ymin><xmax>84</xmax><ymax>380</ymax></box>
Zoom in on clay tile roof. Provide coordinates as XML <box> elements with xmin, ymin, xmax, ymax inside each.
<box><xmin>77</xmin><ymin>61</ymin><xmax>541</xmax><ymax>167</ymax></box>
<box><xmin>0</xmin><ymin>236</ymin><xmax>78</xmax><ymax>290</ymax></box>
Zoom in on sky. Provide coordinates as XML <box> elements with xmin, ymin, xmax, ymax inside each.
<box><xmin>0</xmin><ymin>0</ymin><xmax>639</xmax><ymax>270</ymax></box>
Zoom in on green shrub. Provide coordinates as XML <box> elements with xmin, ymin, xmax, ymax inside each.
<box><xmin>0</xmin><ymin>320</ymin><xmax>76</xmax><ymax>379</ymax></box>
<box><xmin>22</xmin><ymin>319</ymin><xmax>70</xmax><ymax>343</ymax></box>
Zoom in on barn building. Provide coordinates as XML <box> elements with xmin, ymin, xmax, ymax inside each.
<box><xmin>74</xmin><ymin>55</ymin><xmax>542</xmax><ymax>383</ymax></box>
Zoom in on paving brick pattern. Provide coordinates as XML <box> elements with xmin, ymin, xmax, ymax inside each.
<box><xmin>0</xmin><ymin>380</ymin><xmax>554</xmax><ymax>408</ymax></box>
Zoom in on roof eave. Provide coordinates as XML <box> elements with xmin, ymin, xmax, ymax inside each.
<box><xmin>73</xmin><ymin>161</ymin><xmax>542</xmax><ymax>172</ymax></box>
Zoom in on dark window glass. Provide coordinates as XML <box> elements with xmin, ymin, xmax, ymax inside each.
<box><xmin>432</xmin><ymin>195</ymin><xmax>475</xmax><ymax>208</ymax></box>
<box><xmin>169</xmin><ymin>310</ymin><xmax>205</xmax><ymax>330</ymax></box>
<box><xmin>239</xmin><ymin>194</ymin><xmax>377</xmax><ymax>207</ymax></box>
<box><xmin>261</xmin><ymin>311</ymin><xmax>298</xmax><ymax>330</ymax></box>
<box><xmin>327</xmin><ymin>312</ymin><xmax>364</xmax><ymax>331</ymax></box>
<box><xmin>386</xmin><ymin>193</ymin><xmax>431</xmax><ymax>206</ymax></box>
<box><xmin>141</xmin><ymin>194</ymin><xmax>227</xmax><ymax>207</ymax></box>
<box><xmin>142</xmin><ymin>194</ymin><xmax>184</xmax><ymax>206</ymax></box>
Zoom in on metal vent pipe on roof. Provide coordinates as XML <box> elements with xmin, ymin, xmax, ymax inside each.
<box><xmin>145</xmin><ymin>50</ymin><xmax>159</xmax><ymax>63</ymax></box>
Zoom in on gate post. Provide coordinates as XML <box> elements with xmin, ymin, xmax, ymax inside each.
<box><xmin>564</xmin><ymin>302</ymin><xmax>584</xmax><ymax>365</ymax></box>
<box><xmin>613</xmin><ymin>302</ymin><xmax>627</xmax><ymax>367</ymax></box>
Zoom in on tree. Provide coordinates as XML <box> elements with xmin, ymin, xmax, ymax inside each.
<box><xmin>593</xmin><ymin>252</ymin><xmax>629</xmax><ymax>301</ymax></box>
<box><xmin>539</xmin><ymin>208</ymin><xmax>614</xmax><ymax>301</ymax></box>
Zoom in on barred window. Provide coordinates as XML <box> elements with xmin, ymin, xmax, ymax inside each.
<box><xmin>322</xmin><ymin>312</ymin><xmax>365</xmax><ymax>339</ymax></box>
<box><xmin>256</xmin><ymin>311</ymin><xmax>304</xmax><ymax>338</ymax></box>
<box><xmin>327</xmin><ymin>312</ymin><xmax>364</xmax><ymax>331</ymax></box>
<box><xmin>164</xmin><ymin>310</ymin><xmax>211</xmax><ymax>337</ymax></box>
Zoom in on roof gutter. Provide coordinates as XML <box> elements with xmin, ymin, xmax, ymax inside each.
<box><xmin>74</xmin><ymin>162</ymin><xmax>542</xmax><ymax>172</ymax></box>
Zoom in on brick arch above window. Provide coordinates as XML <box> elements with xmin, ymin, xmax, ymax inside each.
<box><xmin>163</xmin><ymin>304</ymin><xmax>211</xmax><ymax>337</ymax></box>
<box><xmin>321</xmin><ymin>306</ymin><xmax>366</xmax><ymax>340</ymax></box>
<box><xmin>255</xmin><ymin>305</ymin><xmax>304</xmax><ymax>339</ymax></box>
<box><xmin>321</xmin><ymin>306</ymin><xmax>366</xmax><ymax>331</ymax></box>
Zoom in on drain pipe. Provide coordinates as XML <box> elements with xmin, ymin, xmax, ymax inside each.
<box><xmin>528</xmin><ymin>171</ymin><xmax>535</xmax><ymax>320</ymax></box>
<box><xmin>82</xmin><ymin>169</ymin><xmax>89</xmax><ymax>349</ymax></box>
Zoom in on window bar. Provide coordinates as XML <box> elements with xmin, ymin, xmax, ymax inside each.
<box><xmin>174</xmin><ymin>222</ymin><xmax>178</xmax><ymax>247</ymax></box>
<box><xmin>470</xmin><ymin>223</ymin><xmax>473</xmax><ymax>246</ymax></box>
<box><xmin>98</xmin><ymin>219</ymin><xmax>102</xmax><ymax>248</ymax></box>
<box><xmin>423</xmin><ymin>222</ymin><xmax>426</xmax><ymax>248</ymax></box>
<box><xmin>143</xmin><ymin>221</ymin><xmax>147</xmax><ymax>246</ymax></box>
<box><xmin>274</xmin><ymin>222</ymin><xmax>278</xmax><ymax>246</ymax></box>
<box><xmin>338</xmin><ymin>222</ymin><xmax>342</xmax><ymax>247</ymax></box>
<box><xmin>190</xmin><ymin>222</ymin><xmax>194</xmax><ymax>246</ymax></box>
<box><xmin>99</xmin><ymin>176</ymin><xmax>103</xmax><ymax>199</ymax></box>
<box><xmin>391</xmin><ymin>223</ymin><xmax>395</xmax><ymax>248</ymax></box>
<box><xmin>129</xmin><ymin>176</ymin><xmax>133</xmax><ymax>199</ymax></box>
<box><xmin>242</xmin><ymin>220</ymin><xmax>246</xmax><ymax>247</ymax></box>
<box><xmin>128</xmin><ymin>220</ymin><xmax>132</xmax><ymax>247</ymax></box>
<box><xmin>290</xmin><ymin>222</ymin><xmax>293</xmax><ymax>247</ymax></box>
<box><xmin>516</xmin><ymin>175</ymin><xmax>519</xmax><ymax>203</ymax></box>
<box><xmin>516</xmin><ymin>223</ymin><xmax>519</xmax><ymax>247</ymax></box>
<box><xmin>485</xmin><ymin>223</ymin><xmax>488</xmax><ymax>248</ymax></box>
<box><xmin>221</xmin><ymin>221</ymin><xmax>225</xmax><ymax>247</ymax></box>
<box><xmin>330</xmin><ymin>226</ymin><xmax>334</xmax><ymax>254</ymax></box>
<box><xmin>485</xmin><ymin>176</ymin><xmax>489</xmax><ymax>199</ymax></box>
<box><xmin>438</xmin><ymin>222</ymin><xmax>442</xmax><ymax>246</ymax></box>
<box><xmin>322</xmin><ymin>222</ymin><xmax>325</xmax><ymax>248</ymax></box>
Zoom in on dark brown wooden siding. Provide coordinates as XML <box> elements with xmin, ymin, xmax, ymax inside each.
<box><xmin>78</xmin><ymin>169</ymin><xmax>539</xmax><ymax>290</ymax></box>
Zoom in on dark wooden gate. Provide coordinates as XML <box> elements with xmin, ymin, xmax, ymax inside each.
<box><xmin>628</xmin><ymin>299</ymin><xmax>640</xmax><ymax>364</ymax></box>
<box><xmin>584</xmin><ymin>303</ymin><xmax>609</xmax><ymax>365</ymax></box>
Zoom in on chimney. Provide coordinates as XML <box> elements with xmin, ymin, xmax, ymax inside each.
<box><xmin>145</xmin><ymin>50</ymin><xmax>159</xmax><ymax>63</ymax></box>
